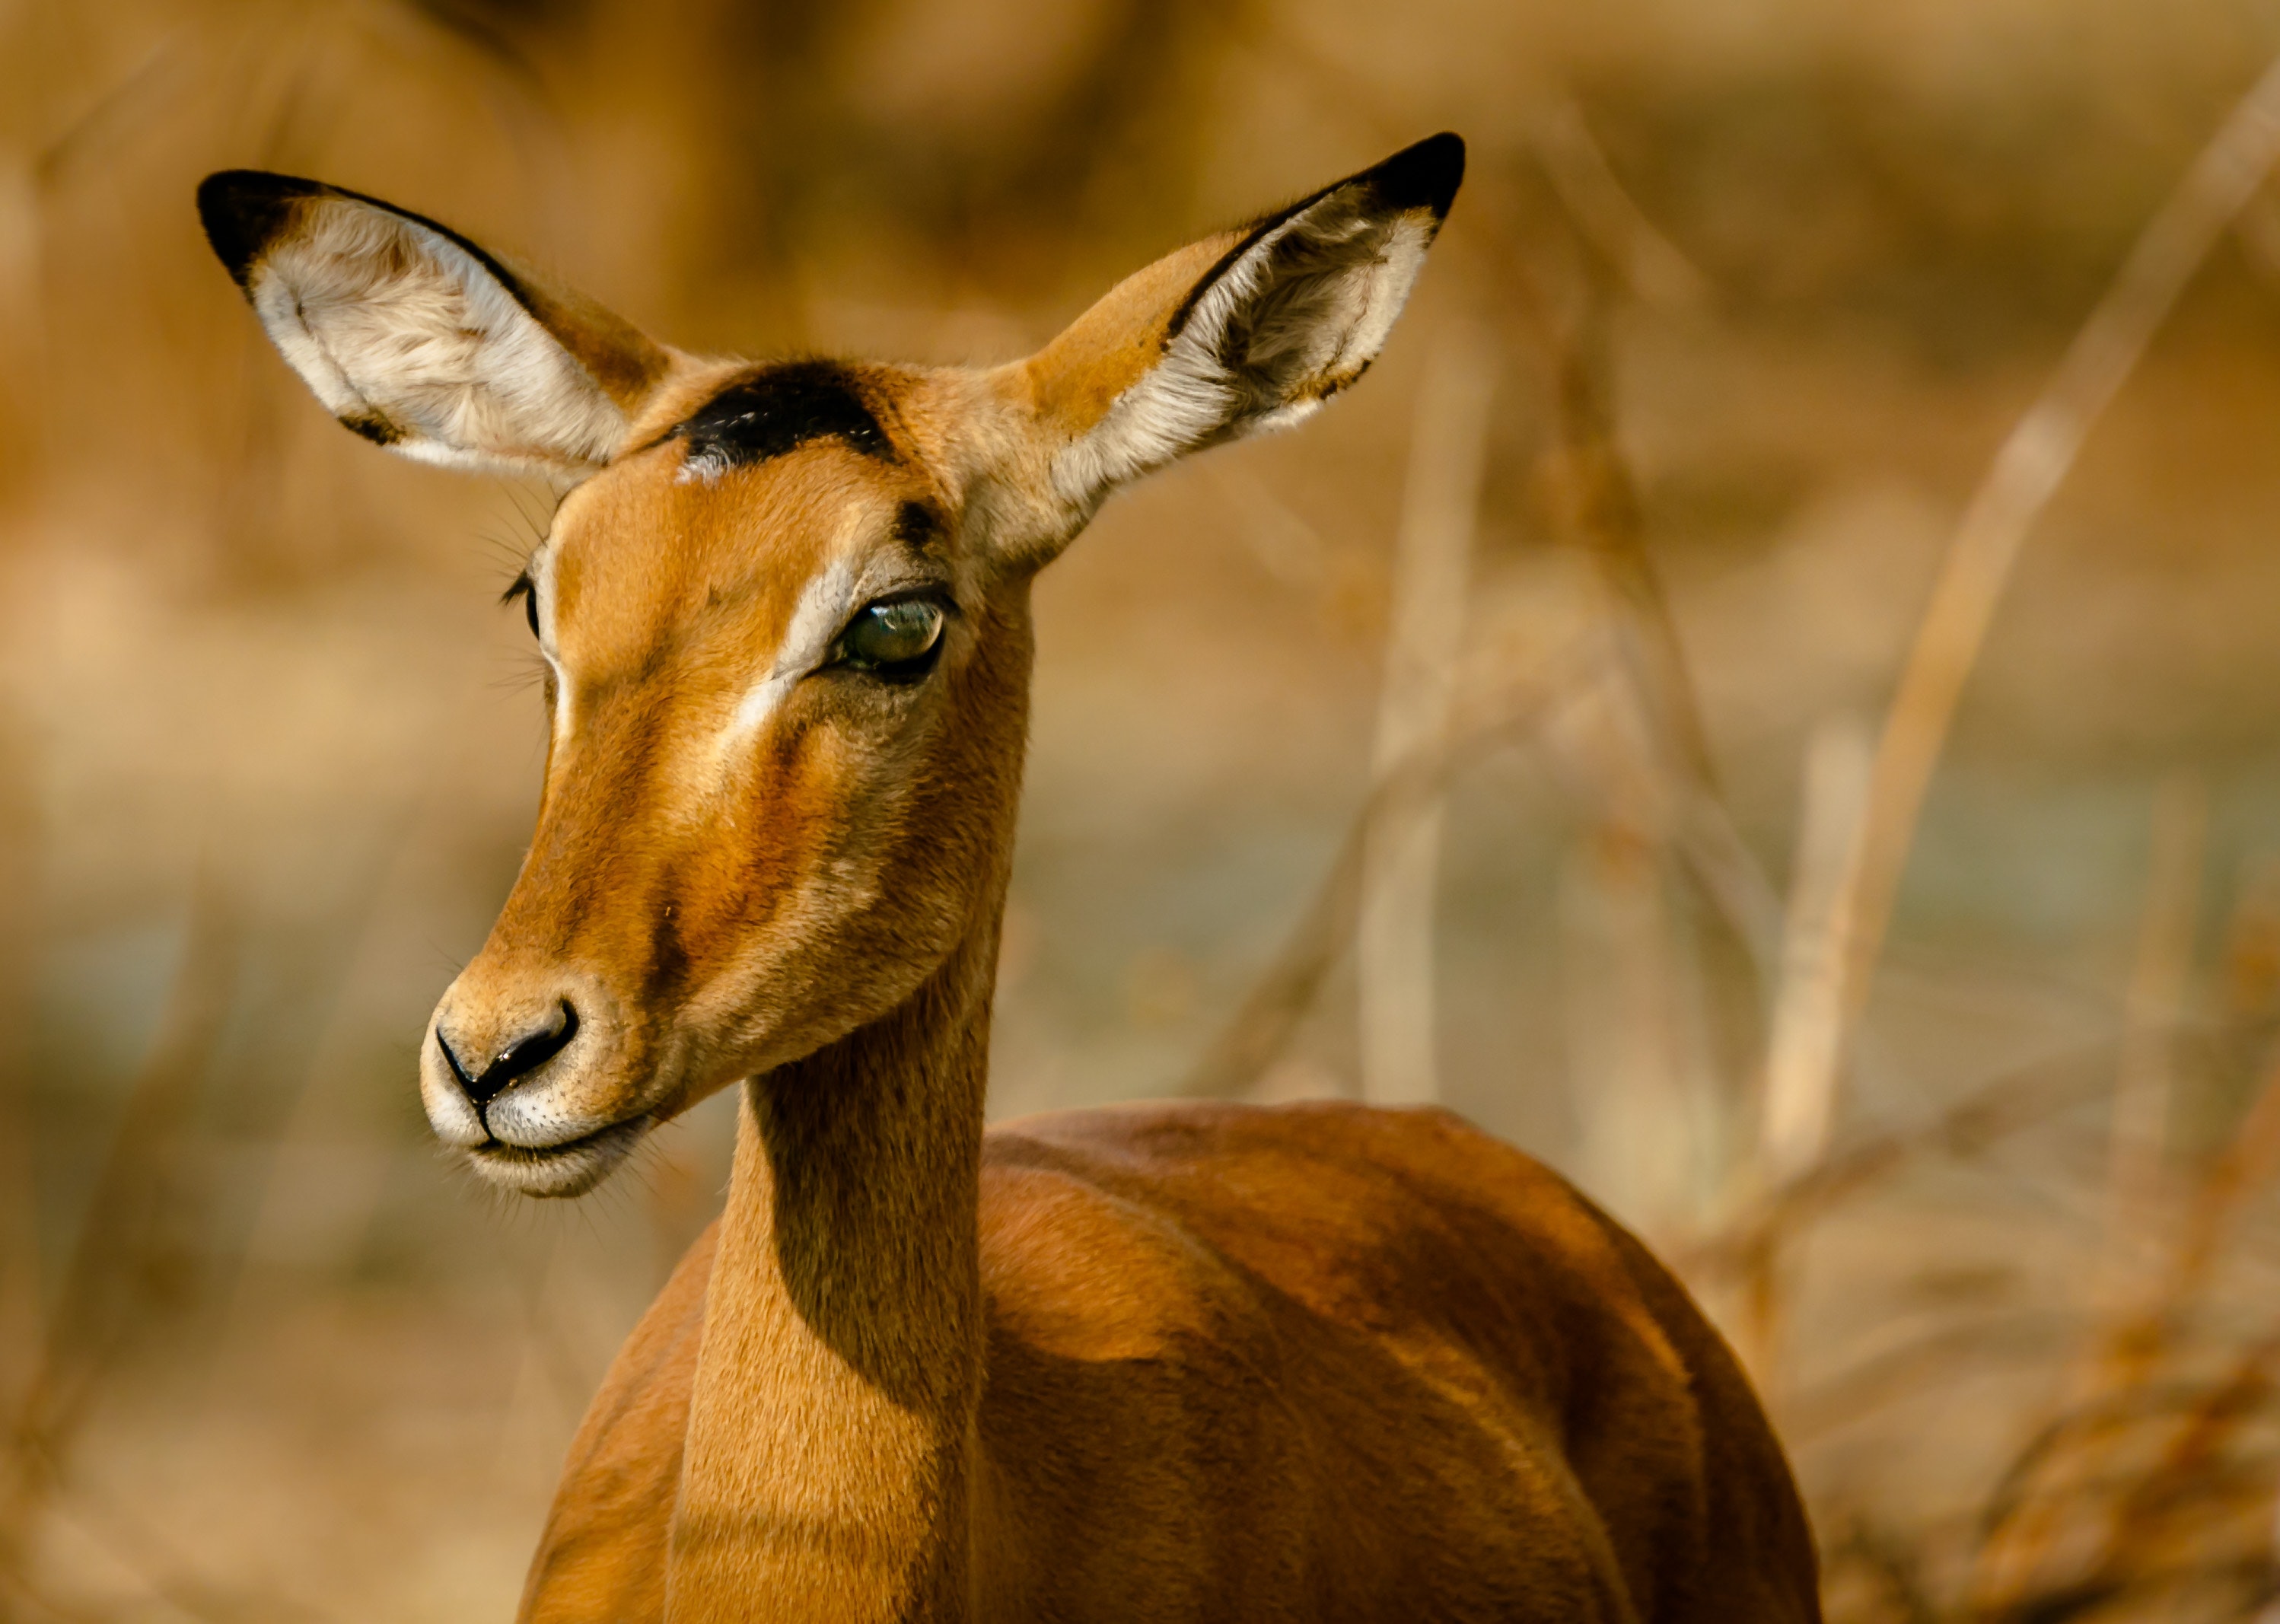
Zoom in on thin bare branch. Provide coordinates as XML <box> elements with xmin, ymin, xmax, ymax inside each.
<box><xmin>1835</xmin><ymin>51</ymin><xmax>2280</xmax><ymax>1062</ymax></box>
<box><xmin>1358</xmin><ymin>332</ymin><xmax>1496</xmax><ymax>1107</ymax></box>
<box><xmin>1685</xmin><ymin>1043</ymin><xmax>2119</xmax><ymax>1279</ymax></box>
<box><xmin>2103</xmin><ymin>774</ymin><xmax>2208</xmax><ymax>1289</ymax></box>
<box><xmin>1762</xmin><ymin>718</ymin><xmax>1878</xmax><ymax>1188</ymax></box>
<box><xmin>1178</xmin><ymin>676</ymin><xmax>1564</xmax><ymax>1100</ymax></box>
<box><xmin>1256</xmin><ymin>24</ymin><xmax>1785</xmax><ymax>985</ymax></box>
<box><xmin>1533</xmin><ymin>95</ymin><xmax>1712</xmax><ymax>314</ymax></box>
<box><xmin>0</xmin><ymin>704</ymin><xmax>41</xmax><ymax>1422</ymax></box>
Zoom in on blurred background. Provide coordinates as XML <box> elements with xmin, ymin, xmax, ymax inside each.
<box><xmin>7</xmin><ymin>0</ymin><xmax>2280</xmax><ymax>1617</ymax></box>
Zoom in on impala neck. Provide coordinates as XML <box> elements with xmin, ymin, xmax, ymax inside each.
<box><xmin>665</xmin><ymin>924</ymin><xmax>999</xmax><ymax>1623</ymax></box>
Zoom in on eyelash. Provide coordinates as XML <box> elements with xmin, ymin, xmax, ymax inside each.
<box><xmin>503</xmin><ymin>572</ymin><xmax>540</xmax><ymax>638</ymax></box>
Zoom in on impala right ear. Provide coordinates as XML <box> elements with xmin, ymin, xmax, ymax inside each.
<box><xmin>197</xmin><ymin>171</ymin><xmax>680</xmax><ymax>477</ymax></box>
<box><xmin>1008</xmin><ymin>132</ymin><xmax>1463</xmax><ymax>552</ymax></box>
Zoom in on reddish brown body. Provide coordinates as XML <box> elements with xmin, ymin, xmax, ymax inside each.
<box><xmin>527</xmin><ymin>1101</ymin><xmax>1816</xmax><ymax>1622</ymax></box>
<box><xmin>198</xmin><ymin>132</ymin><xmax>1820</xmax><ymax>1622</ymax></box>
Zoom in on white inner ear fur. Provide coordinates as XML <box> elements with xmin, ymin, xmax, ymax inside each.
<box><xmin>1050</xmin><ymin>196</ymin><xmax>1438</xmax><ymax>511</ymax></box>
<box><xmin>247</xmin><ymin>197</ymin><xmax>626</xmax><ymax>474</ymax></box>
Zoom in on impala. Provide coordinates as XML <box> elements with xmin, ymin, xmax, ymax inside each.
<box><xmin>199</xmin><ymin>133</ymin><xmax>1820</xmax><ymax>1622</ymax></box>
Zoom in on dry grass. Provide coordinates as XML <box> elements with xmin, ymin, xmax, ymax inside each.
<box><xmin>1219</xmin><ymin>27</ymin><xmax>2280</xmax><ymax>1619</ymax></box>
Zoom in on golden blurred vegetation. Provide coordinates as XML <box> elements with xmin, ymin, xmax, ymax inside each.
<box><xmin>8</xmin><ymin>0</ymin><xmax>2280</xmax><ymax>1617</ymax></box>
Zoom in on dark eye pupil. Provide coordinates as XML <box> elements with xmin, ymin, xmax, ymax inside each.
<box><xmin>524</xmin><ymin>591</ymin><xmax>540</xmax><ymax>639</ymax></box>
<box><xmin>842</xmin><ymin>600</ymin><xmax>944</xmax><ymax>668</ymax></box>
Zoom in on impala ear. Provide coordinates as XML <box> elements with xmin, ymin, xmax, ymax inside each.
<box><xmin>197</xmin><ymin>171</ymin><xmax>679</xmax><ymax>476</ymax></box>
<box><xmin>1013</xmin><ymin>132</ymin><xmax>1464</xmax><ymax>540</ymax></box>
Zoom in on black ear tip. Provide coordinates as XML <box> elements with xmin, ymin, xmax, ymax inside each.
<box><xmin>1368</xmin><ymin>132</ymin><xmax>1466</xmax><ymax>220</ymax></box>
<box><xmin>196</xmin><ymin>170</ymin><xmax>326</xmax><ymax>289</ymax></box>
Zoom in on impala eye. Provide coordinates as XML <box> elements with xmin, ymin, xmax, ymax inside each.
<box><xmin>834</xmin><ymin>598</ymin><xmax>945</xmax><ymax>675</ymax></box>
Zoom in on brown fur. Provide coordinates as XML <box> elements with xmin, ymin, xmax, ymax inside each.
<box><xmin>200</xmin><ymin>135</ymin><xmax>1820</xmax><ymax>1622</ymax></box>
<box><xmin>1017</xmin><ymin>233</ymin><xmax>1239</xmax><ymax>437</ymax></box>
<box><xmin>526</xmin><ymin>1091</ymin><xmax>1819</xmax><ymax>1622</ymax></box>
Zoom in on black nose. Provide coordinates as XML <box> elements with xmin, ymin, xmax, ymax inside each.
<box><xmin>437</xmin><ymin>1000</ymin><xmax>581</xmax><ymax>1107</ymax></box>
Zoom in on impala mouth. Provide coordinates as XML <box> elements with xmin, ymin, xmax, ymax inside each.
<box><xmin>464</xmin><ymin>1115</ymin><xmax>651</xmax><ymax>1199</ymax></box>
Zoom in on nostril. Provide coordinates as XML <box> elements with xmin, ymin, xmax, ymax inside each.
<box><xmin>436</xmin><ymin>1027</ymin><xmax>481</xmax><ymax>1099</ymax></box>
<box><xmin>493</xmin><ymin>1001</ymin><xmax>580</xmax><ymax>1087</ymax></box>
<box><xmin>441</xmin><ymin>1000</ymin><xmax>581</xmax><ymax>1107</ymax></box>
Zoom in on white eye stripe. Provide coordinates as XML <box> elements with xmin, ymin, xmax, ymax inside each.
<box><xmin>725</xmin><ymin>557</ymin><xmax>857</xmax><ymax>742</ymax></box>
<box><xmin>530</xmin><ymin>546</ymin><xmax>560</xmax><ymax>652</ymax></box>
<box><xmin>529</xmin><ymin>545</ymin><xmax>578</xmax><ymax>748</ymax></box>
<box><xmin>541</xmin><ymin>502</ymin><xmax>930</xmax><ymax>768</ymax></box>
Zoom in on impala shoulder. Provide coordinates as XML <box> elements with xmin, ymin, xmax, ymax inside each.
<box><xmin>976</xmin><ymin>1144</ymin><xmax>1240</xmax><ymax>1363</ymax></box>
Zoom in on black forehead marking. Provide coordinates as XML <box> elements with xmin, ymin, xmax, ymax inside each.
<box><xmin>668</xmin><ymin>361</ymin><xmax>894</xmax><ymax>473</ymax></box>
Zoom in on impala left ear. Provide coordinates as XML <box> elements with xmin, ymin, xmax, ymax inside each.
<box><xmin>197</xmin><ymin>170</ymin><xmax>680</xmax><ymax>477</ymax></box>
<box><xmin>1011</xmin><ymin>132</ymin><xmax>1464</xmax><ymax>541</ymax></box>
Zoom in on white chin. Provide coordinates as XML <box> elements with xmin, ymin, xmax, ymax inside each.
<box><xmin>464</xmin><ymin>1117</ymin><xmax>648</xmax><ymax>1198</ymax></box>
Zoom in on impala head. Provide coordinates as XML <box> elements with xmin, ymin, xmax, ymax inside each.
<box><xmin>199</xmin><ymin>135</ymin><xmax>1463</xmax><ymax>1196</ymax></box>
